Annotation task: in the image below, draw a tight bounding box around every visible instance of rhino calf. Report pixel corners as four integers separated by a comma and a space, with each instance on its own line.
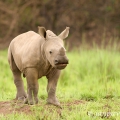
8, 27, 69, 106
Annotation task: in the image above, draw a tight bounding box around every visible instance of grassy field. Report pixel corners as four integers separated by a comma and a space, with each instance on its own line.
0, 46, 120, 120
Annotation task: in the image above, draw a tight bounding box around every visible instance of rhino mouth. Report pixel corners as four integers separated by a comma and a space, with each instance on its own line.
55, 63, 68, 70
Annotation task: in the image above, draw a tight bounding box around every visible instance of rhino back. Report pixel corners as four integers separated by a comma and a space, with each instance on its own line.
10, 31, 44, 72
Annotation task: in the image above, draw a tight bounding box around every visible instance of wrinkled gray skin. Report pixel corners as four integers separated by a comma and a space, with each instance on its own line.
8, 26, 69, 107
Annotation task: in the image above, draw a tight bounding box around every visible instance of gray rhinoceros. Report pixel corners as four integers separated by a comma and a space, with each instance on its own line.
8, 27, 69, 106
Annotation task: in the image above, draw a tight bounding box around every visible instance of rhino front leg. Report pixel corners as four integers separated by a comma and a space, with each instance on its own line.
46, 69, 61, 107
25, 68, 39, 105
13, 71, 27, 101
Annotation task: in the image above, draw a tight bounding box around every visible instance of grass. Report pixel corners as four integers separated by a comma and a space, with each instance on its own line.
0, 46, 120, 119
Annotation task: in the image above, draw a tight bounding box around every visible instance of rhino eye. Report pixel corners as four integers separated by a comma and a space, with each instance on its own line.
49, 51, 52, 54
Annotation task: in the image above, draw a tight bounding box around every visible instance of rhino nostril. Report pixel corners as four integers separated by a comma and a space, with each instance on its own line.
54, 59, 59, 65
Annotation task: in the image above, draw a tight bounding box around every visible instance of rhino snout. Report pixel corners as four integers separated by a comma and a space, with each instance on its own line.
54, 56, 69, 70
54, 57, 69, 65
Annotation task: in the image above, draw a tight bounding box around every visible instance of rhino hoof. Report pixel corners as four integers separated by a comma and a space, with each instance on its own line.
24, 98, 34, 105
47, 99, 62, 108
24, 98, 28, 104
18, 96, 26, 102
47, 102, 62, 109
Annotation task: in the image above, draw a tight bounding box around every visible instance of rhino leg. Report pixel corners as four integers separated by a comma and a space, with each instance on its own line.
12, 69, 27, 101
8, 49, 27, 101
25, 68, 39, 105
46, 69, 61, 107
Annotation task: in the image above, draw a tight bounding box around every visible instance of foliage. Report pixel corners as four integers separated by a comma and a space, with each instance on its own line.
0, 0, 120, 49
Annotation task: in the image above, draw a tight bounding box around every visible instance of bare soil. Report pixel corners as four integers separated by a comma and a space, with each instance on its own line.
0, 100, 85, 115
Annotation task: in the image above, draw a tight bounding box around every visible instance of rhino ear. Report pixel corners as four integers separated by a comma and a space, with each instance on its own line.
59, 27, 70, 39
38, 26, 46, 39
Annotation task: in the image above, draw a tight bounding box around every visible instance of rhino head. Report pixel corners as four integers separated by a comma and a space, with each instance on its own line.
38, 27, 69, 70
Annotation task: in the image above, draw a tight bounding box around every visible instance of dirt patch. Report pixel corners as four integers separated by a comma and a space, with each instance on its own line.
0, 100, 31, 115
0, 100, 85, 115
62, 100, 85, 107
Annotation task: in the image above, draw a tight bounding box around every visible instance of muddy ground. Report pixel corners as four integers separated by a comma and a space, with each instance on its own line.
0, 100, 85, 115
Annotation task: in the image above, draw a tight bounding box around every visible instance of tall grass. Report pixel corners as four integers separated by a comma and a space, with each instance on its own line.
0, 45, 120, 119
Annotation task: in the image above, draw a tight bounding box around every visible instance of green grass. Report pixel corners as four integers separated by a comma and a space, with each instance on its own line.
0, 47, 120, 120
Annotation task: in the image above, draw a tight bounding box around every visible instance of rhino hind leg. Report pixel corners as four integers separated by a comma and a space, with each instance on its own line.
12, 65, 27, 102
8, 51, 27, 102
25, 68, 39, 105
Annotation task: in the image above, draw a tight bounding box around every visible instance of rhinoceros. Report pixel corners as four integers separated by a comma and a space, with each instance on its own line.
8, 27, 69, 106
